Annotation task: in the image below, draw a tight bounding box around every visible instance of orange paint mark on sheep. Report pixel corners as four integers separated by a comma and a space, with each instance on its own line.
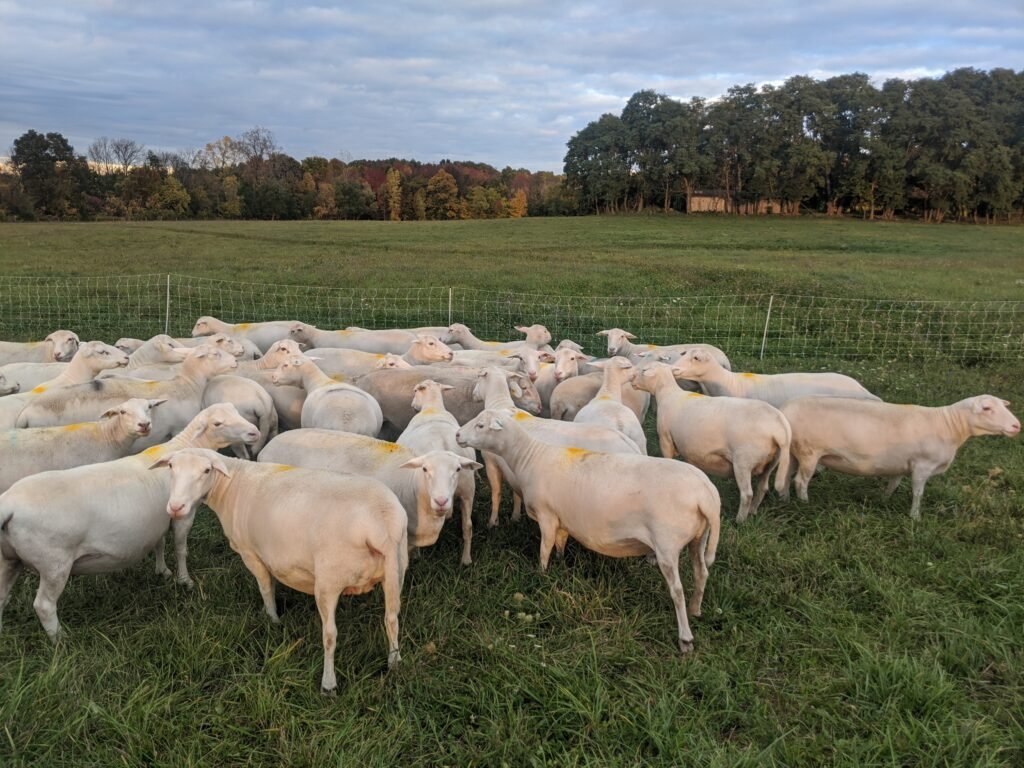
739, 372, 759, 380
31, 385, 48, 394
270, 464, 296, 473
142, 445, 165, 458
61, 423, 88, 432
513, 411, 533, 421
562, 447, 593, 462
235, 323, 252, 330
686, 392, 707, 398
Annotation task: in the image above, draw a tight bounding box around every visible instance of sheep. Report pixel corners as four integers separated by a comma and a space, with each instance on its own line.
670, 349, 879, 409
447, 346, 548, 381
455, 409, 721, 653
634, 362, 791, 522
271, 356, 383, 437
305, 348, 402, 379
0, 403, 261, 639
572, 357, 648, 454
398, 335, 456, 365
355, 367, 543, 434
15, 346, 238, 450
175, 333, 261, 361
375, 354, 415, 370
0, 362, 66, 393
231, 339, 308, 430
98, 334, 192, 379
0, 330, 79, 365
440, 323, 552, 351
472, 366, 643, 527
258, 430, 480, 553
202, 374, 279, 457
397, 380, 480, 565
114, 337, 145, 354
0, 341, 130, 429
191, 316, 298, 353
288, 322, 417, 354
779, 395, 1020, 519
151, 448, 408, 692
0, 398, 164, 494
549, 371, 650, 423
597, 328, 731, 369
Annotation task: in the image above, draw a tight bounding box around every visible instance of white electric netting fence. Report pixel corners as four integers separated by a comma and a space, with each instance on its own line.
0, 275, 1020, 364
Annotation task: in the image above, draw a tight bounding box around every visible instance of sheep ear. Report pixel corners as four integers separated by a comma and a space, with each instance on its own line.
538, 352, 556, 363
400, 456, 426, 470
575, 352, 593, 362
514, 325, 528, 333
459, 458, 483, 472
439, 384, 454, 392
623, 331, 637, 340
1001, 399, 1011, 406
508, 379, 524, 398
488, 416, 504, 431
210, 456, 231, 478
99, 408, 121, 419
596, 330, 610, 337
148, 398, 168, 409
148, 457, 172, 470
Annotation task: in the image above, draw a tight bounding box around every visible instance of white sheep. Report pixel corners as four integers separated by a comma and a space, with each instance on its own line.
202, 374, 279, 457
634, 362, 791, 521
472, 366, 642, 527
151, 448, 408, 692
549, 371, 650, 423
779, 394, 1020, 519
271, 355, 383, 437
191, 316, 298, 353
258, 430, 480, 552
0, 398, 164, 494
16, 345, 238, 449
113, 334, 245, 381
288, 322, 417, 354
0, 374, 16, 397
0, 330, 79, 365
670, 349, 880, 408
0, 341, 129, 429
440, 323, 552, 351
397, 380, 479, 565
0, 362, 66, 393
572, 357, 648, 454
456, 409, 721, 653
597, 328, 731, 368
0, 403, 261, 640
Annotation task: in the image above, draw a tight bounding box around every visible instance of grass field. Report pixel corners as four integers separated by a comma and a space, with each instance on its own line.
0, 217, 1022, 766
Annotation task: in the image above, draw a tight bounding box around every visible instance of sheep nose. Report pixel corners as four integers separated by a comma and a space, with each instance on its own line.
138, 422, 151, 432
554, 372, 564, 381
168, 502, 186, 517
433, 496, 450, 509
246, 429, 260, 442
445, 352, 454, 361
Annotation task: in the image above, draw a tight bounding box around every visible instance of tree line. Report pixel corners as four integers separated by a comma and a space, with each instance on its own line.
564, 67, 1024, 222
3, 67, 1021, 223
0, 127, 573, 222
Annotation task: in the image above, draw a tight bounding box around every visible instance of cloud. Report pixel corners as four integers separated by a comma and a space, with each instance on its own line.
0, 0, 1021, 170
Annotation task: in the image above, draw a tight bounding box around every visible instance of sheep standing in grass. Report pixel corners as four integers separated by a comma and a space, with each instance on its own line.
151, 448, 408, 692
779, 394, 1020, 519
634, 362, 791, 521
272, 355, 383, 436
0, 404, 261, 639
456, 409, 721, 653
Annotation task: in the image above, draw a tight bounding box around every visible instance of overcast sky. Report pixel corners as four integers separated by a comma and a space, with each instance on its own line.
1, 1, 1021, 172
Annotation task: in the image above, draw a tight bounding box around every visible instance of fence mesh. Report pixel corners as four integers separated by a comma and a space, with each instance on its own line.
0, 275, 1020, 364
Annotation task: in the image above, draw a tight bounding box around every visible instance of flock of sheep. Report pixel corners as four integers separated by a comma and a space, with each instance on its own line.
0, 317, 1018, 692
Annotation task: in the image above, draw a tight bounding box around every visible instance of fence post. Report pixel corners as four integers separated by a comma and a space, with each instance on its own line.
448, 287, 453, 325
164, 274, 171, 335
759, 294, 774, 360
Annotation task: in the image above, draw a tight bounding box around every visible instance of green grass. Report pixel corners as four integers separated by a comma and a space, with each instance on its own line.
0, 217, 1023, 766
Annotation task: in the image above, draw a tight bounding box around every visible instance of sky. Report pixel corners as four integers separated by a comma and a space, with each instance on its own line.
1, 1, 1022, 172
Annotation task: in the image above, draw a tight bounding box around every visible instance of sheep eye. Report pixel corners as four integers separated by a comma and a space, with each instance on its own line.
213, 421, 223, 427
422, 467, 428, 473
204, 468, 211, 474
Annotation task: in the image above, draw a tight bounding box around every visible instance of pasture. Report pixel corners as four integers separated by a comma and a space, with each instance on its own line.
0, 217, 1022, 766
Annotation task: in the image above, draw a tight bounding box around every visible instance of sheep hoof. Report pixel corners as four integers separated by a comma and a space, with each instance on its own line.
678, 639, 694, 654
176, 576, 195, 589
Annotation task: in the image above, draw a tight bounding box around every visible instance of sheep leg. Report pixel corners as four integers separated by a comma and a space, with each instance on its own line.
687, 538, 709, 617
33, 561, 73, 642
909, 464, 934, 521
536, 510, 559, 572
512, 493, 523, 522
654, 546, 693, 653
458, 480, 474, 567
554, 528, 569, 558
794, 455, 818, 502
315, 586, 341, 693
752, 468, 771, 516
733, 463, 755, 523
382, 546, 403, 670
152, 535, 172, 579
883, 476, 903, 499
171, 515, 197, 588
0, 559, 23, 633
238, 551, 279, 623
777, 453, 795, 502
484, 454, 503, 528
658, 431, 677, 460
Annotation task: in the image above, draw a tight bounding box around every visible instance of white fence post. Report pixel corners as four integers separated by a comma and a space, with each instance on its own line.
164, 274, 171, 335
448, 287, 453, 325
759, 294, 774, 359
